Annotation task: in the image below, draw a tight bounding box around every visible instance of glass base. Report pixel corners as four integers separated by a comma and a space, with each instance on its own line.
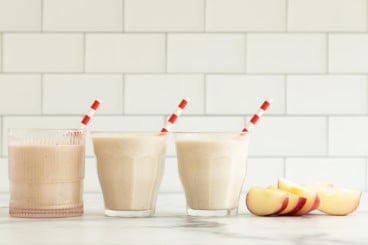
9, 205, 83, 218
187, 207, 238, 217
105, 209, 155, 217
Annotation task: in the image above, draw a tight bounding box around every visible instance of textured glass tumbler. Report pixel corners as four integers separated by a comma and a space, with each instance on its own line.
92, 132, 167, 217
8, 129, 85, 218
175, 133, 249, 217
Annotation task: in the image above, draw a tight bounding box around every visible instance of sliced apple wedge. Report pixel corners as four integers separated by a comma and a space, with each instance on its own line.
304, 183, 334, 189
267, 186, 307, 215
310, 186, 361, 216
278, 178, 320, 215
246, 186, 289, 216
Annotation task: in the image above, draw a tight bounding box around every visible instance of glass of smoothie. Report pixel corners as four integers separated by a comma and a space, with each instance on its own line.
8, 128, 86, 218
91, 132, 167, 217
175, 132, 249, 216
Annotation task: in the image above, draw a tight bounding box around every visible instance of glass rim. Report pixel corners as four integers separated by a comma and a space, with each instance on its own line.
90, 131, 166, 136
90, 131, 249, 134
8, 128, 85, 132
172, 131, 250, 135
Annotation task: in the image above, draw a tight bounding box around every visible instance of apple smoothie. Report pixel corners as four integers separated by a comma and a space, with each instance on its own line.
175, 133, 249, 216
8, 129, 85, 218
92, 132, 167, 217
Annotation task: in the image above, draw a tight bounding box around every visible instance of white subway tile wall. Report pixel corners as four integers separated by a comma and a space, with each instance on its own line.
43, 0, 123, 32
85, 34, 165, 72
43, 74, 123, 114
246, 34, 327, 73
329, 34, 368, 73
249, 117, 327, 156
0, 0, 41, 31
288, 0, 367, 32
287, 75, 367, 114
285, 158, 366, 190
124, 74, 204, 114
206, 75, 285, 114
0, 75, 42, 114
0, 0, 367, 193
3, 34, 84, 72
125, 0, 204, 32
167, 34, 245, 73
0, 159, 7, 192
206, 0, 286, 32
329, 117, 368, 156
243, 158, 284, 191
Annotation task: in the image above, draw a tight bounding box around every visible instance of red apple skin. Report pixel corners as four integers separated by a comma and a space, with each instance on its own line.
287, 197, 307, 216
310, 195, 320, 211
245, 190, 289, 216
275, 196, 307, 216
246, 196, 289, 216
275, 197, 289, 215
278, 178, 320, 215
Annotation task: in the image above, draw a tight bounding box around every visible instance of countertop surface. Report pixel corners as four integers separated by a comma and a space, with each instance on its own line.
1, 193, 368, 245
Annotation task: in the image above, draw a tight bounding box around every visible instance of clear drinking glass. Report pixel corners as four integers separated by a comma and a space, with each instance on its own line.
8, 129, 86, 218
91, 132, 167, 217
175, 132, 249, 217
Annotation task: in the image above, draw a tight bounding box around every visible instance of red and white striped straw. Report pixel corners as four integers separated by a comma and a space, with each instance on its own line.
80, 99, 101, 129
161, 98, 189, 133
242, 98, 272, 134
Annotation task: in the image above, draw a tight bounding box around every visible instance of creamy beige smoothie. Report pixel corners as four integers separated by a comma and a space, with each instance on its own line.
175, 133, 249, 216
8, 129, 85, 218
92, 132, 167, 217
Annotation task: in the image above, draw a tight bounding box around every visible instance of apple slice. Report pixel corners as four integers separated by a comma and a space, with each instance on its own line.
278, 178, 320, 215
267, 186, 307, 215
246, 186, 289, 216
311, 186, 361, 215
305, 183, 334, 189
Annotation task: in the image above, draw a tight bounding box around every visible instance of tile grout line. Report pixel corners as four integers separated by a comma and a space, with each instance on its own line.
4, 71, 368, 76
366, 75, 368, 115
2, 31, 368, 34
203, 74, 207, 114
365, 158, 368, 191
2, 114, 368, 117
2, 72, 368, 75
326, 116, 329, 156
41, 74, 44, 114
2, 112, 368, 119
283, 157, 287, 178
203, 0, 207, 31
162, 114, 167, 128
285, 0, 289, 31
0, 33, 3, 72
122, 74, 125, 114
0, 116, 3, 157
40, 0, 44, 32
326, 33, 329, 74
83, 33, 86, 73
284, 75, 288, 114
122, 0, 125, 32
244, 33, 247, 73
165, 33, 168, 73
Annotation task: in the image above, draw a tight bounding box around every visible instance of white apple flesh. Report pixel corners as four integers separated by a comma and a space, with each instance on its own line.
278, 178, 320, 215
246, 186, 289, 216
311, 186, 361, 216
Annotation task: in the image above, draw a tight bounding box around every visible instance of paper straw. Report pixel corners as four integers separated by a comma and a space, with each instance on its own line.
242, 98, 272, 134
161, 98, 189, 133
80, 99, 101, 129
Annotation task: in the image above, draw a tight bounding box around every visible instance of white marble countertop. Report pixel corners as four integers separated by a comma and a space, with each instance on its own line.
1, 193, 368, 245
